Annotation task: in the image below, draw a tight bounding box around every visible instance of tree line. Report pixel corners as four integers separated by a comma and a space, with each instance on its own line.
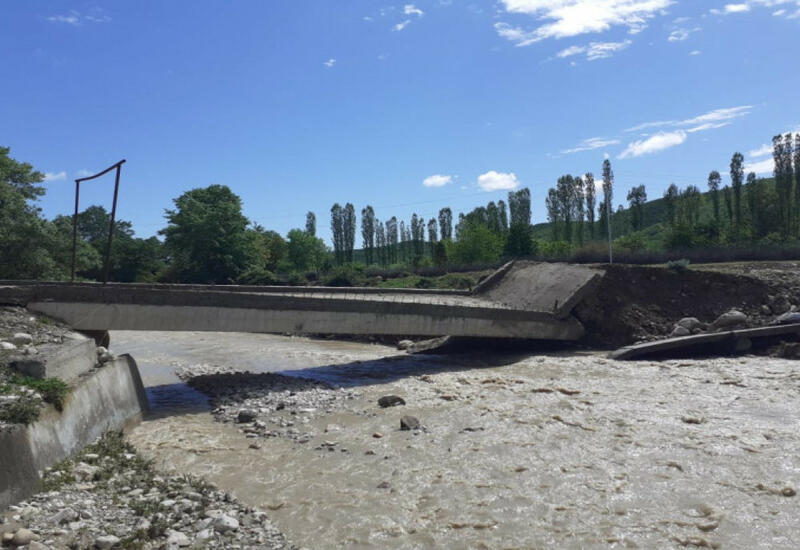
542, 133, 800, 254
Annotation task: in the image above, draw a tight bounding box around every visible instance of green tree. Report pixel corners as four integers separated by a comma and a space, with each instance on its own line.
305, 211, 316, 236
707, 170, 721, 224
626, 184, 647, 232
601, 160, 614, 246
508, 188, 531, 227
438, 208, 453, 241
546, 188, 560, 241
330, 203, 344, 264
584, 173, 596, 239
663, 183, 679, 227
160, 184, 254, 283
450, 222, 503, 264
497, 200, 509, 233
361, 205, 375, 264
287, 228, 328, 272
730, 152, 744, 240
0, 147, 63, 279
343, 203, 356, 263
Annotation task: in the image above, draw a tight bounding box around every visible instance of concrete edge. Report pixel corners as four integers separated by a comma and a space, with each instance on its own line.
553, 271, 606, 319
471, 261, 515, 296
609, 323, 800, 360
0, 355, 149, 509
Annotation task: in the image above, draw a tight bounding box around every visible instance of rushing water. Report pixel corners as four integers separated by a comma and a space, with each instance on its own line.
114, 331, 800, 549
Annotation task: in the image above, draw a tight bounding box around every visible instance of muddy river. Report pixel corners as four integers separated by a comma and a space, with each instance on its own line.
112, 331, 800, 549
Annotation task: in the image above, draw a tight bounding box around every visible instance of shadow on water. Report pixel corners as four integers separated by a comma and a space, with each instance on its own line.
143, 382, 210, 419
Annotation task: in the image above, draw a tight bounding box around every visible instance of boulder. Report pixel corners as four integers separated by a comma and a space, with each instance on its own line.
669, 326, 691, 338
676, 317, 706, 332
400, 415, 421, 430
11, 529, 36, 546
12, 333, 32, 346
0, 341, 16, 350
397, 340, 414, 351
212, 514, 239, 533
94, 535, 120, 549
378, 395, 406, 408
775, 312, 800, 325
710, 310, 748, 331
236, 409, 258, 423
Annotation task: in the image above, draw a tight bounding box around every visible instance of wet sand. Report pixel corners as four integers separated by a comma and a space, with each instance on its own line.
114, 331, 800, 549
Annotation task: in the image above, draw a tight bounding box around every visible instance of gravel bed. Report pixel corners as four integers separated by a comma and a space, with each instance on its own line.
179, 366, 362, 444
1, 432, 295, 549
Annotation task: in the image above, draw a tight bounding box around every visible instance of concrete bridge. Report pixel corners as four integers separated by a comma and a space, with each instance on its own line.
0, 263, 603, 342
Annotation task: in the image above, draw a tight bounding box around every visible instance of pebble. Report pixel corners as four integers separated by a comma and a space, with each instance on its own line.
94, 534, 121, 548
213, 514, 240, 533
165, 529, 191, 547
12, 332, 33, 346
11, 528, 36, 546
400, 415, 421, 430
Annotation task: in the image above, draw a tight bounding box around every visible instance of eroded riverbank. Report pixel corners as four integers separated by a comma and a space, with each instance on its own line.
115, 331, 800, 549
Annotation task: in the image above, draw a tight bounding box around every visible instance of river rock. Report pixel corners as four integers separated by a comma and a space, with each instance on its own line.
397, 340, 414, 351
710, 310, 747, 331
676, 317, 706, 332
12, 333, 32, 346
94, 534, 120, 548
11, 528, 35, 546
48, 507, 79, 524
0, 341, 16, 350
165, 529, 191, 547
775, 312, 800, 325
669, 326, 691, 338
378, 395, 406, 408
212, 514, 239, 533
236, 409, 258, 423
400, 415, 421, 430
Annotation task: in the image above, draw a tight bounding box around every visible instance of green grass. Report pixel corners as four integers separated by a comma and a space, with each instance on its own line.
0, 365, 70, 424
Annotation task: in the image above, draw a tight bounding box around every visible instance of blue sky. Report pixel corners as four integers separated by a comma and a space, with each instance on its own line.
3, 1, 799, 245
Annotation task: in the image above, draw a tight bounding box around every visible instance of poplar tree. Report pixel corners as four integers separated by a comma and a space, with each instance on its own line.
574, 176, 585, 246
730, 152, 744, 240
626, 185, 647, 232
707, 171, 721, 224
601, 159, 614, 261
427, 218, 438, 246
330, 203, 344, 264
386, 217, 398, 264
663, 184, 679, 227
795, 133, 800, 236
343, 203, 356, 263
556, 175, 575, 244
438, 208, 453, 241
508, 188, 531, 227
546, 188, 560, 241
584, 173, 596, 239
497, 200, 509, 233
486, 201, 502, 234
361, 205, 375, 264
745, 172, 757, 239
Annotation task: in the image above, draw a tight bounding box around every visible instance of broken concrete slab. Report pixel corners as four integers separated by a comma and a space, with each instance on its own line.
610, 323, 800, 361
10, 335, 96, 381
477, 262, 604, 319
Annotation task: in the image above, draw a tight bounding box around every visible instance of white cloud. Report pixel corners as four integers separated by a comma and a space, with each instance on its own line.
404, 4, 424, 16
323, 58, 336, 68
711, 0, 800, 18
557, 40, 632, 60
667, 26, 701, 42
689, 49, 701, 55
619, 131, 687, 158
495, 0, 674, 45
75, 169, 93, 178
562, 136, 621, 154
47, 9, 110, 25
625, 105, 752, 132
748, 143, 773, 157
744, 157, 774, 174
393, 20, 411, 31
477, 171, 520, 191
44, 171, 67, 182
422, 174, 453, 187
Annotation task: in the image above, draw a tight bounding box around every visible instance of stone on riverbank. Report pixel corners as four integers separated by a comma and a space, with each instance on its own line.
378, 395, 405, 408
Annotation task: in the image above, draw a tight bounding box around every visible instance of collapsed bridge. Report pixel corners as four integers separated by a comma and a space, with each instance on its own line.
0, 263, 603, 342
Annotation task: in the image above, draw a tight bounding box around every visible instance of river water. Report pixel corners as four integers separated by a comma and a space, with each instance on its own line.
113, 331, 800, 549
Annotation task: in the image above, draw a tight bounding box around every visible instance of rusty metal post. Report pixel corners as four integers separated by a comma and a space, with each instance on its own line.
70, 159, 126, 284
103, 164, 122, 284
71, 180, 80, 282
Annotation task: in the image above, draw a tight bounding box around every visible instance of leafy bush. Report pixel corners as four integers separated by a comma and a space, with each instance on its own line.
237, 266, 278, 285
667, 258, 690, 272
323, 264, 366, 287
414, 277, 434, 289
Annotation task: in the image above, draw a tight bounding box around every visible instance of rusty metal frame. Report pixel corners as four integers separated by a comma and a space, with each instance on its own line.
71, 159, 126, 284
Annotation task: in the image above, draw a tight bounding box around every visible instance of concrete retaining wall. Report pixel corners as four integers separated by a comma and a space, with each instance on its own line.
0, 355, 148, 509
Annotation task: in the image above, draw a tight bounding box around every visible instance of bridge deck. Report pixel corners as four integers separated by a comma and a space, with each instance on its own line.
0, 263, 604, 341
